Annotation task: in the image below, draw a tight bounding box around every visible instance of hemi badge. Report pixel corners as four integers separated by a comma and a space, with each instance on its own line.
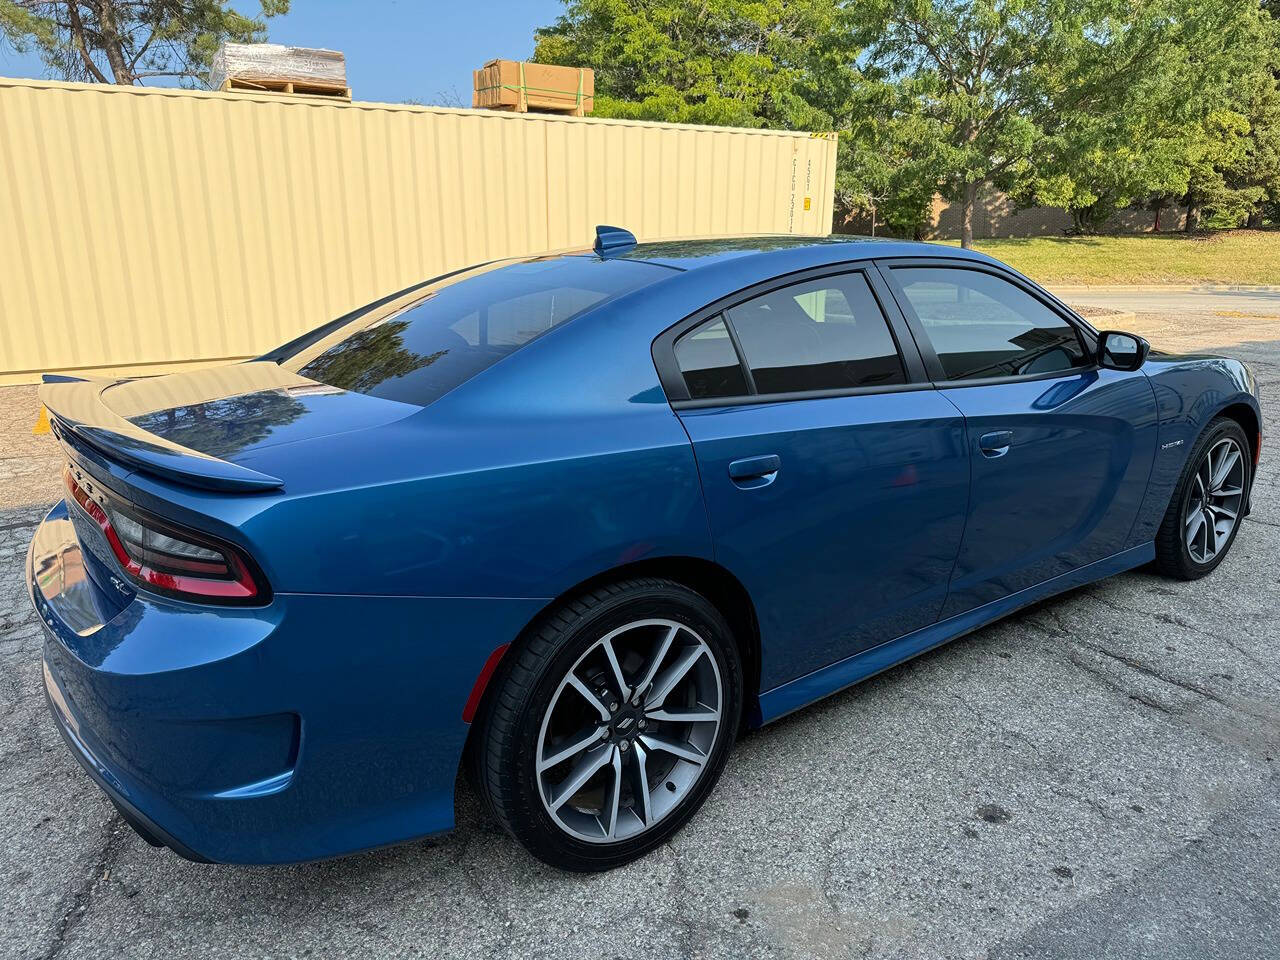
1161, 439, 1184, 450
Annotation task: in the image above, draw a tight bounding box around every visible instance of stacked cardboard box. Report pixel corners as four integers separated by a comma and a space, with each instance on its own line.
472, 60, 594, 116
211, 43, 350, 99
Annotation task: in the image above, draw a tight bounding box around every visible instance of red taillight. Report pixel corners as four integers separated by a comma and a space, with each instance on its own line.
64, 468, 265, 603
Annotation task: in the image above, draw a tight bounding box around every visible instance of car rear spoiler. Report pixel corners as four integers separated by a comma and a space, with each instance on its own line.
39, 378, 284, 494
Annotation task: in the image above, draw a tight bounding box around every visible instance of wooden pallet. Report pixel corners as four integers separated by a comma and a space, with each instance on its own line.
219, 78, 351, 99
481, 100, 589, 118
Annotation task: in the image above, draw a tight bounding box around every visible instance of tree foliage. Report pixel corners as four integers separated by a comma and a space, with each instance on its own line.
1190, 7, 1280, 227
855, 0, 1273, 244
1019, 0, 1278, 233
856, 0, 1078, 245
0, 0, 288, 86
836, 86, 948, 236
532, 0, 850, 129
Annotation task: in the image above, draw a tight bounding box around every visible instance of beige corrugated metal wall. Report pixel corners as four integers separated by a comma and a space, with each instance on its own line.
0, 77, 837, 384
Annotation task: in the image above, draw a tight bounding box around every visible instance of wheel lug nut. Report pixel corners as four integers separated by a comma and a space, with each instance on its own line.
609, 702, 619, 713
638, 719, 647, 729
619, 740, 630, 752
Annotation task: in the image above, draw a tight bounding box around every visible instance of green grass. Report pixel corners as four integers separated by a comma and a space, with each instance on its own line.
934, 230, 1280, 286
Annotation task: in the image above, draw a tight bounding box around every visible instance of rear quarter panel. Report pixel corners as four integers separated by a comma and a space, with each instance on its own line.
221, 283, 715, 600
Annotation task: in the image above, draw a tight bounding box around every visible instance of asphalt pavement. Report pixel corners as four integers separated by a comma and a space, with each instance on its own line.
1, 297, 1278, 960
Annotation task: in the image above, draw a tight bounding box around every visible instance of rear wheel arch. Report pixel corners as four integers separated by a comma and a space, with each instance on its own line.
461, 556, 763, 774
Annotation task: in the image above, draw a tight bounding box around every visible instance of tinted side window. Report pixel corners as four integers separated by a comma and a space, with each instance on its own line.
725, 273, 905, 394
891, 267, 1086, 381
675, 317, 749, 399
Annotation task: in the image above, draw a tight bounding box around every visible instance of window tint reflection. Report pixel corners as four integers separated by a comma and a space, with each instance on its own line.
893, 268, 1086, 381
129, 390, 307, 460
675, 318, 748, 399
284, 258, 666, 406
727, 272, 905, 394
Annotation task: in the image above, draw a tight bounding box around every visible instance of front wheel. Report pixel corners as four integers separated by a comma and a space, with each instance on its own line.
473, 578, 743, 871
1155, 416, 1252, 580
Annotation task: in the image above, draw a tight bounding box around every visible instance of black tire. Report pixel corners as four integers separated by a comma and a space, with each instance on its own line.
1154, 416, 1252, 580
472, 577, 742, 871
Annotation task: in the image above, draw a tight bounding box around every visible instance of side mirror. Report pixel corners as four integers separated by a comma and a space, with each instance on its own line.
1097, 331, 1150, 371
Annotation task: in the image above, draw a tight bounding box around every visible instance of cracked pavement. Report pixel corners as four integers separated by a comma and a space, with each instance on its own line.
1, 306, 1278, 960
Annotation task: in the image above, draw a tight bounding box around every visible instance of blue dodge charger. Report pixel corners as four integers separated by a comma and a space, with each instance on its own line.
28, 230, 1262, 871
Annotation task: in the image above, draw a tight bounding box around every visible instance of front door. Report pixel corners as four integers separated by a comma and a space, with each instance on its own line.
661, 268, 970, 689
880, 261, 1159, 618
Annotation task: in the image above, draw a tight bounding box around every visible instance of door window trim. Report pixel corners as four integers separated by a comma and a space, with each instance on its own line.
873, 258, 1101, 388
652, 263, 930, 408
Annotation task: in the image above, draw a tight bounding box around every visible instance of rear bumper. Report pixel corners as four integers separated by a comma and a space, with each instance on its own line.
43, 665, 212, 862
30, 500, 546, 864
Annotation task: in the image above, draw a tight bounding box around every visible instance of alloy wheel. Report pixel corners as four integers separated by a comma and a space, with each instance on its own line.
1184, 437, 1245, 564
534, 618, 723, 844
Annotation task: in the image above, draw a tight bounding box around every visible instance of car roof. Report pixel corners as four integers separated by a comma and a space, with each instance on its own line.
577, 234, 999, 272
616, 235, 886, 269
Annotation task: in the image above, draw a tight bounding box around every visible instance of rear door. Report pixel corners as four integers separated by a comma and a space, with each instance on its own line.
654, 267, 970, 690
878, 260, 1159, 618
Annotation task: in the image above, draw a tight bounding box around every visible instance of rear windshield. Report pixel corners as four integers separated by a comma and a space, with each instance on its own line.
281, 256, 666, 406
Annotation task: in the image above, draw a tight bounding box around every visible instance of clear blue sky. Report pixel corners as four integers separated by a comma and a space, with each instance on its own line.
0, 0, 564, 105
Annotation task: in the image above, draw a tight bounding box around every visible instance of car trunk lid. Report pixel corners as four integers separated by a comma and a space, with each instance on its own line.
40, 362, 420, 493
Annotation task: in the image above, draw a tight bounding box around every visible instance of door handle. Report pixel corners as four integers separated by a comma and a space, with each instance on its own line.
979, 430, 1014, 458
728, 454, 781, 488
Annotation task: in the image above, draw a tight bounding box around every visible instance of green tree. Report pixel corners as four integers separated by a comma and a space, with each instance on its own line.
0, 0, 288, 86
1012, 0, 1278, 233
1184, 109, 1262, 228
1237, 76, 1280, 227
1167, 1, 1280, 229
1202, 9, 1280, 228
838, 90, 950, 236
532, 0, 850, 129
1014, 104, 1193, 234
803, 18, 948, 237
856, 0, 1211, 247
1256, 0, 1280, 224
